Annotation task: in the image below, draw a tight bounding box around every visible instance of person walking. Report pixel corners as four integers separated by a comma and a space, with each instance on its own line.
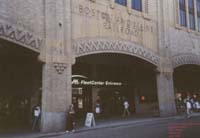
66, 104, 75, 133
95, 101, 101, 119
122, 99, 130, 117
185, 96, 192, 118
32, 104, 41, 131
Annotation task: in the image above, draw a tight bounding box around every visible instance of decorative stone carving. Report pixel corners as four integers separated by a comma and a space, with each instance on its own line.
0, 21, 42, 53
163, 72, 173, 80
73, 38, 160, 66
172, 54, 200, 68
53, 63, 67, 74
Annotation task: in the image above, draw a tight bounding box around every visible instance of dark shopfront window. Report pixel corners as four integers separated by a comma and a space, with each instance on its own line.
189, 0, 195, 30
72, 87, 92, 117
0, 96, 30, 130
179, 0, 187, 27
115, 0, 127, 6
132, 0, 142, 11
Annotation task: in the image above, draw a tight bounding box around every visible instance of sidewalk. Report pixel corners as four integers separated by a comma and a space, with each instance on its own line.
1, 113, 200, 138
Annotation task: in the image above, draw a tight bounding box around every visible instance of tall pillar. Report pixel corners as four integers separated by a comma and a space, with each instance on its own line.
134, 89, 140, 113
156, 0, 177, 117
91, 64, 99, 110
41, 63, 71, 132
39, 0, 73, 132
156, 71, 176, 117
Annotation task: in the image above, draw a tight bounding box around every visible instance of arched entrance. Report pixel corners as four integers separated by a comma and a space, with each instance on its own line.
72, 39, 162, 119
173, 54, 200, 114
0, 39, 42, 133
72, 52, 159, 119
174, 65, 200, 112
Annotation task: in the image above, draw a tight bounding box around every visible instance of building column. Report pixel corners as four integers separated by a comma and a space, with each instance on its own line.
41, 62, 72, 132
134, 89, 140, 113
156, 71, 176, 117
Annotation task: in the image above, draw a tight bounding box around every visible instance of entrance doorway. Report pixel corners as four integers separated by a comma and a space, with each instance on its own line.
72, 53, 158, 119
0, 40, 42, 132
174, 65, 200, 113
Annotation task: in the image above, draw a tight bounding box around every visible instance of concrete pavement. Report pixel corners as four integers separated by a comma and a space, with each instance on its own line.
1, 113, 200, 138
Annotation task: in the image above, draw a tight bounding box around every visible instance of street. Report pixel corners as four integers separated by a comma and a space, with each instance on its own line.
49, 116, 200, 138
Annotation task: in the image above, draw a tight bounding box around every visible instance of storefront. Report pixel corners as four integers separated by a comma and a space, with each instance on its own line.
71, 73, 133, 117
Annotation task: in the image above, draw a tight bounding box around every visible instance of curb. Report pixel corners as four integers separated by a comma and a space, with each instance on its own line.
1, 113, 200, 138
36, 116, 182, 138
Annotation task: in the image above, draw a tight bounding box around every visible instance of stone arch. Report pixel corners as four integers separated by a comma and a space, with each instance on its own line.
73, 38, 160, 66
0, 21, 43, 53
172, 53, 200, 68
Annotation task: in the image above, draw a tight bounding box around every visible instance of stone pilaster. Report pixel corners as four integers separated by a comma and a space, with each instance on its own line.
41, 62, 71, 132
157, 0, 177, 116
156, 71, 176, 116
40, 0, 73, 132
127, 0, 132, 14
134, 89, 140, 113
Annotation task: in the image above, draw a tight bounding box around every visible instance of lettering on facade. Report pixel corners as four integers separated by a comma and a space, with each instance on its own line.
0, 20, 42, 52
78, 4, 154, 38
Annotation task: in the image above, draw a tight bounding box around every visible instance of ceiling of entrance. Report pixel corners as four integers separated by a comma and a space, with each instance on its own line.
0, 39, 38, 62
76, 53, 156, 70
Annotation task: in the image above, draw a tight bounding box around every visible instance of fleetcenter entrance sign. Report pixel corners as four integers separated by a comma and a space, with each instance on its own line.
72, 75, 122, 86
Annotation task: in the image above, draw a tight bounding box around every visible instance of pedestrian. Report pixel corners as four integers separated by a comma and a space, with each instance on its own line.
185, 96, 192, 118
122, 99, 130, 117
32, 104, 41, 131
66, 104, 75, 133
95, 101, 101, 118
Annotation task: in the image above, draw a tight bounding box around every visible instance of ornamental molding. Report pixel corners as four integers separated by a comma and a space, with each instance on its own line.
73, 38, 159, 66
0, 20, 42, 53
53, 62, 67, 75
172, 54, 200, 68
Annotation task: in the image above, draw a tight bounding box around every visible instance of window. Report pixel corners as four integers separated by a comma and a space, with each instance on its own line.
179, 0, 187, 27
115, 0, 127, 6
197, 0, 200, 31
132, 0, 142, 11
189, 0, 195, 30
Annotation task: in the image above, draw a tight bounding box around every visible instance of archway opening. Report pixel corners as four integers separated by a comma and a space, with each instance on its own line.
72, 53, 158, 120
174, 64, 200, 113
0, 39, 42, 133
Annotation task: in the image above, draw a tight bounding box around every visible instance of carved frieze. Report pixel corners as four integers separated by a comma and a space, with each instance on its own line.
73, 38, 159, 66
172, 54, 200, 68
0, 20, 42, 53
